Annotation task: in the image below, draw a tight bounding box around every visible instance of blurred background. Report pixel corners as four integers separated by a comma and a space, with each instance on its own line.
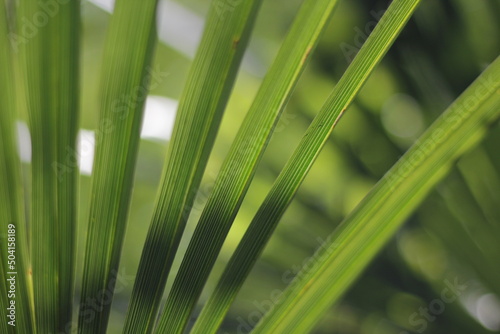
18, 0, 500, 332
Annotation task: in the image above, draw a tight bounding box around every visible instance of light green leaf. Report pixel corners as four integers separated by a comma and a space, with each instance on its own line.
253, 55, 500, 333
159, 1, 342, 333
0, 4, 34, 333
193, 0, 423, 332
16, 0, 80, 332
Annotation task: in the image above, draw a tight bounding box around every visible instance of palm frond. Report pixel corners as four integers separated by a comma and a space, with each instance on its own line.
253, 55, 500, 333
123, 1, 263, 332
155, 0, 341, 332
192, 0, 423, 332
78, 0, 159, 332
16, 0, 79, 331
0, 3, 34, 333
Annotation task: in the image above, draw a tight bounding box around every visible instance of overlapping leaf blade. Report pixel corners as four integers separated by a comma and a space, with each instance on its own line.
16, 0, 80, 332
253, 55, 500, 333
78, 0, 159, 332
2, 0, 498, 333
123, 1, 264, 332
192, 0, 423, 332
155, 1, 342, 333
0, 3, 34, 333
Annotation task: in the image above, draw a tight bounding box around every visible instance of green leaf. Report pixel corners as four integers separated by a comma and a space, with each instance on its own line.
192, 0, 422, 332
157, 0, 341, 333
122, 1, 263, 333
77, 0, 159, 332
253, 55, 500, 333
0, 4, 34, 333
16, 0, 80, 332
427, 173, 500, 297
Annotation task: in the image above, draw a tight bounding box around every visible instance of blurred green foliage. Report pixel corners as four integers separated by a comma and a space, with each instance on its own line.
59, 0, 500, 332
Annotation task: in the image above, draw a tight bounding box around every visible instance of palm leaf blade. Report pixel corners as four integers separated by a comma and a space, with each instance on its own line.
78, 0, 159, 332
193, 0, 423, 332
158, 1, 342, 333
16, 0, 80, 331
253, 55, 500, 333
0, 4, 34, 332
123, 1, 263, 332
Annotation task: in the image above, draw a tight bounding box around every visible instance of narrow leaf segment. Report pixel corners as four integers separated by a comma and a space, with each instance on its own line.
78, 0, 159, 332
16, 0, 80, 332
0, 3, 34, 333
